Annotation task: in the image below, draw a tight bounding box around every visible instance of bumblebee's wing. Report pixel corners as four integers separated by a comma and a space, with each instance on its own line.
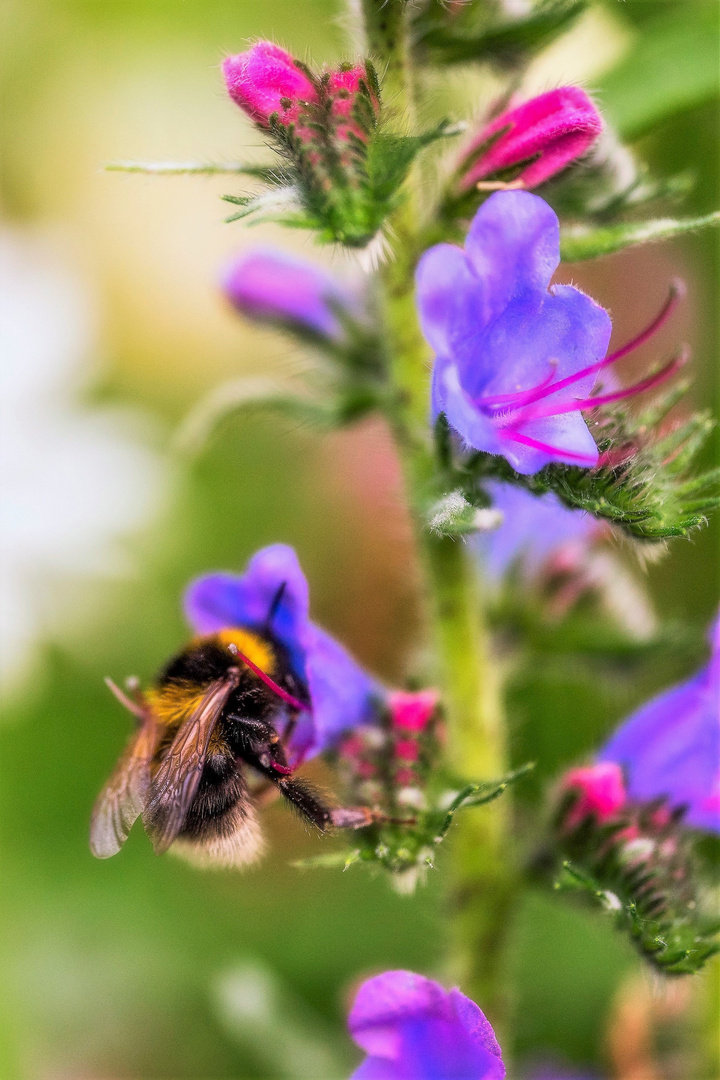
143, 671, 239, 855
90, 714, 158, 859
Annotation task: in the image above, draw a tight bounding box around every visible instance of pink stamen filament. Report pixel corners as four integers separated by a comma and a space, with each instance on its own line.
232, 647, 310, 712
480, 281, 684, 417
510, 350, 687, 425
500, 428, 598, 463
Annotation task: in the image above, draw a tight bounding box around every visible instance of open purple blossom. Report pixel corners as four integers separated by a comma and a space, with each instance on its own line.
473, 481, 601, 582
416, 191, 685, 475
599, 611, 720, 833
222, 247, 358, 342
348, 970, 505, 1080
184, 544, 381, 761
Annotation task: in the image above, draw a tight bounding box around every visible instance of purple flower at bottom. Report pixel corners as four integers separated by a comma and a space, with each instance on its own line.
474, 482, 600, 582
599, 611, 720, 833
348, 971, 505, 1080
416, 191, 684, 476
184, 544, 381, 760
222, 247, 357, 342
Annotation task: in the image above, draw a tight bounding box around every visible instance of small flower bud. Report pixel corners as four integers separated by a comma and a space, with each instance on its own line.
222, 247, 357, 341
389, 689, 440, 733
222, 41, 318, 128
459, 87, 603, 191
326, 65, 379, 142
562, 762, 627, 828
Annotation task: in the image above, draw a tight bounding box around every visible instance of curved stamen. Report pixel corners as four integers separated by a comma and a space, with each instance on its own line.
500, 428, 598, 464
480, 363, 557, 410
232, 646, 310, 712
480, 281, 684, 415
512, 350, 687, 424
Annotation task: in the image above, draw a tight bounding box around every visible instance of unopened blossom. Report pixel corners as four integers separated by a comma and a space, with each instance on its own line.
417, 190, 684, 475
474, 482, 599, 582
459, 87, 602, 191
599, 611, 720, 833
348, 970, 505, 1079
185, 544, 381, 760
222, 42, 318, 128
222, 247, 358, 341
561, 762, 627, 830
389, 689, 440, 732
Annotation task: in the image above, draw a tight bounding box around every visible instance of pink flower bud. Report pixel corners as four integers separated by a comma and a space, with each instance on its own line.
326, 66, 379, 142
222, 41, 318, 128
460, 87, 603, 191
390, 690, 440, 733
562, 762, 627, 828
395, 739, 420, 762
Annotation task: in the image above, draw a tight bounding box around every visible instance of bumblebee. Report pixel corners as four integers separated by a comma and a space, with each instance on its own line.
90, 626, 338, 868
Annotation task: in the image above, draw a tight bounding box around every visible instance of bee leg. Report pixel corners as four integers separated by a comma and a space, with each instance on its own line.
276, 776, 332, 831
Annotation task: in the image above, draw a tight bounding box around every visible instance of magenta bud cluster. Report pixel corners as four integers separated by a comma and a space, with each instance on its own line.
222, 42, 378, 146
338, 690, 440, 810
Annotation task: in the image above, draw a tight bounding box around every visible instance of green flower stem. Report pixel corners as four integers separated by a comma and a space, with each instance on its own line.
363, 0, 514, 1025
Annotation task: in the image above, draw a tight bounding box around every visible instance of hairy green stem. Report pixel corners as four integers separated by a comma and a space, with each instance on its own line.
363, 0, 514, 1025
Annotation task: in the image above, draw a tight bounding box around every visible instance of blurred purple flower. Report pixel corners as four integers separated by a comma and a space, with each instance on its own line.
599, 611, 720, 833
474, 482, 600, 582
416, 191, 684, 475
459, 87, 603, 191
185, 544, 381, 761
348, 970, 505, 1080
222, 247, 357, 342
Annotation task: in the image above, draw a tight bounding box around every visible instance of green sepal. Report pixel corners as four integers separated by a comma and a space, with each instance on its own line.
556, 860, 720, 976
442, 392, 720, 540
291, 850, 363, 871
364, 120, 462, 208
561, 210, 720, 261
416, 0, 586, 67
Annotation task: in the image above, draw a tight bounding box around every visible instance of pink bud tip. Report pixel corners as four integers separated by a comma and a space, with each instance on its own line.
461, 87, 603, 191
394, 739, 420, 762
563, 762, 627, 827
222, 41, 318, 127
390, 689, 440, 732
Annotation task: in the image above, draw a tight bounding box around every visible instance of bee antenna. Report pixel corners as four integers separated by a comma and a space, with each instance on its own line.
104, 677, 146, 720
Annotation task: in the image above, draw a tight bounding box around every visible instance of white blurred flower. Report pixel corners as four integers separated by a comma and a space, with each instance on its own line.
0, 230, 165, 688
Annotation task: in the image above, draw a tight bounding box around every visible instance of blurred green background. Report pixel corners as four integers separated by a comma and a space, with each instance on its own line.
1, 1, 718, 1077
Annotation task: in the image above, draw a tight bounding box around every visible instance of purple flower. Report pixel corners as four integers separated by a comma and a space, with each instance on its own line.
416, 191, 684, 475
222, 247, 357, 342
184, 544, 381, 760
474, 482, 600, 581
348, 970, 505, 1080
599, 612, 720, 833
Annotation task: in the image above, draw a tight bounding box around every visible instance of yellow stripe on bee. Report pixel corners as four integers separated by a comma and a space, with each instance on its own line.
145, 683, 207, 730
213, 628, 276, 676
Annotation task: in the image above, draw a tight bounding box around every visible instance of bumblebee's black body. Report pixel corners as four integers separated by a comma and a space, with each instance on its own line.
152, 633, 331, 850
90, 626, 332, 866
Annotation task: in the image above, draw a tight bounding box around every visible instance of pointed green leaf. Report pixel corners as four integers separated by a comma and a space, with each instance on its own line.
106, 160, 277, 178
561, 211, 720, 261
417, 0, 586, 67
433, 763, 534, 842
172, 378, 335, 457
